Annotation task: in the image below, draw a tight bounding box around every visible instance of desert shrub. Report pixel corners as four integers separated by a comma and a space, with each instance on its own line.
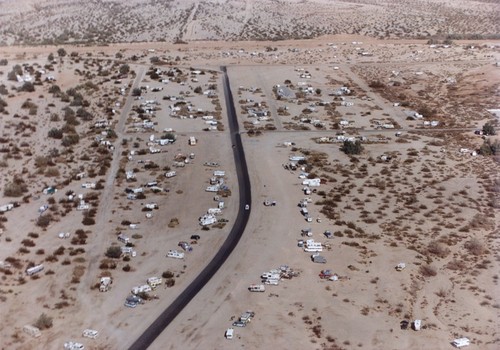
447, 260, 466, 271
76, 107, 92, 121
369, 80, 385, 89
465, 238, 486, 256
165, 278, 175, 287
34, 313, 53, 329
48, 85, 61, 94
36, 214, 52, 228
45, 167, 60, 177
82, 216, 95, 226
162, 270, 174, 279
54, 246, 65, 255
419, 265, 437, 277
21, 239, 36, 247
19, 82, 35, 92
122, 264, 131, 272
426, 241, 450, 258
62, 134, 80, 147
105, 246, 122, 259
48, 128, 63, 139
54, 301, 69, 309
3, 178, 28, 197
18, 247, 30, 254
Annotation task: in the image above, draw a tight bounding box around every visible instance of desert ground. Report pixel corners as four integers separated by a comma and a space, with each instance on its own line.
0, 1, 499, 350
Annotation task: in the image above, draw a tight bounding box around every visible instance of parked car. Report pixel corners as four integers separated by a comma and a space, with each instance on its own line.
178, 241, 193, 252
324, 230, 333, 239
232, 321, 246, 327
190, 235, 201, 240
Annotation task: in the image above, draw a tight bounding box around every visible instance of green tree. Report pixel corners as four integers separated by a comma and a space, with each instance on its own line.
479, 140, 500, 156
7, 64, 22, 81
119, 64, 130, 75
57, 48, 67, 57
482, 122, 496, 136
105, 246, 122, 259
341, 140, 363, 155
34, 313, 53, 329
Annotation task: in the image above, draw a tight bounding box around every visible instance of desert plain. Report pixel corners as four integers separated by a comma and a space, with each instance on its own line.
0, 1, 499, 350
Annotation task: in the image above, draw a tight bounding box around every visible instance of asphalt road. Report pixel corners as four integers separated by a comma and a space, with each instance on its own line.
128, 66, 251, 350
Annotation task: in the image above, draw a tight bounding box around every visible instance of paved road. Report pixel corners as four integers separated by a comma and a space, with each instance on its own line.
128, 66, 252, 350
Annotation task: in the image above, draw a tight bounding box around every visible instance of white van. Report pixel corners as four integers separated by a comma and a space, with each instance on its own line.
225, 328, 234, 339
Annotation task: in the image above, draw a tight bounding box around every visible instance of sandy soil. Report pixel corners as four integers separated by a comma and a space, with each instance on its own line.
0, 34, 499, 350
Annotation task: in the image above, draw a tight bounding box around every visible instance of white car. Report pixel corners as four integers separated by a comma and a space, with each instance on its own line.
245, 204, 250, 210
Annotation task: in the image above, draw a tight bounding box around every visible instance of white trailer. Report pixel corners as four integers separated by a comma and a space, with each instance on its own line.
64, 341, 84, 350
207, 208, 222, 215
261, 272, 280, 280
304, 240, 323, 252
452, 338, 470, 348
225, 328, 234, 339
131, 284, 152, 295
264, 279, 280, 285
188, 136, 197, 145
23, 325, 41, 338
147, 277, 163, 288
167, 250, 185, 259
82, 329, 99, 339
248, 284, 265, 292
302, 178, 321, 187
117, 233, 130, 244
199, 214, 217, 226
165, 171, 176, 178
99, 277, 112, 292
26, 264, 44, 276
0, 203, 14, 212
213, 170, 225, 177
